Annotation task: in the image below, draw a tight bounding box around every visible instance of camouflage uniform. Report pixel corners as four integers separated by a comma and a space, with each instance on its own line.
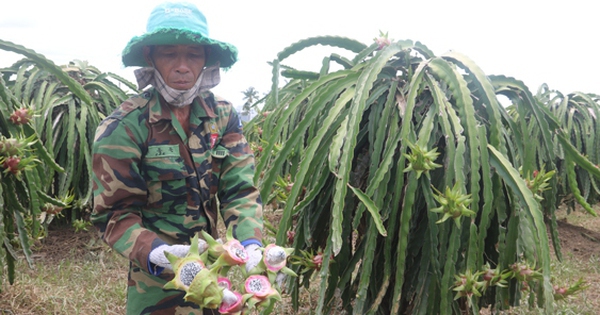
91, 88, 263, 315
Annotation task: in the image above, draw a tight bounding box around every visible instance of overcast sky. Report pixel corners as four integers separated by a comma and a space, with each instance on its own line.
1, 0, 598, 109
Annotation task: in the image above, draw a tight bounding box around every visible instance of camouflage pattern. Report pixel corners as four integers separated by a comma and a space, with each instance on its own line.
91, 88, 263, 314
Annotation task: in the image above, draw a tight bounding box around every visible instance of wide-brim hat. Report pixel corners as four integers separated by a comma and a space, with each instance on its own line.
121, 1, 238, 68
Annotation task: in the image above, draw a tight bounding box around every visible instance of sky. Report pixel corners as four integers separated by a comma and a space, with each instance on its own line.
1, 0, 598, 110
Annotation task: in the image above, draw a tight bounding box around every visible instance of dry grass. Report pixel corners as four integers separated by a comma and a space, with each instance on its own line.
1, 205, 600, 314
0, 229, 128, 314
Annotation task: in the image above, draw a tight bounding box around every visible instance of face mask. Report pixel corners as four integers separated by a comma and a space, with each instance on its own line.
152, 69, 202, 107
134, 64, 221, 107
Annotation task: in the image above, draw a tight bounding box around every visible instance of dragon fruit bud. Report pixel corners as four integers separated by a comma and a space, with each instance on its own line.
0, 137, 21, 156
42, 203, 64, 215
2, 156, 22, 175
9, 108, 33, 125
163, 234, 207, 291
219, 289, 244, 314
373, 31, 391, 50
286, 230, 295, 244
184, 266, 223, 309
313, 253, 324, 270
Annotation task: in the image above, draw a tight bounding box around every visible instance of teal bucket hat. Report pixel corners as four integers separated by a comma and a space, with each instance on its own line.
121, 1, 238, 68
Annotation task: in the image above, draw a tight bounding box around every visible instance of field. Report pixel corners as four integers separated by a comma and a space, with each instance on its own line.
1, 205, 600, 314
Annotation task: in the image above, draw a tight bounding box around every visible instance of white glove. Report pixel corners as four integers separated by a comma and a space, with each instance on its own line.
149, 239, 208, 270
245, 244, 262, 273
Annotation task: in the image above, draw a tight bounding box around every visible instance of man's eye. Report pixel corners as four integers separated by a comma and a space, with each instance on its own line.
159, 52, 176, 58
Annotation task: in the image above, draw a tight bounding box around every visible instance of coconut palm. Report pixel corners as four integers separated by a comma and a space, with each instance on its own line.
241, 86, 260, 118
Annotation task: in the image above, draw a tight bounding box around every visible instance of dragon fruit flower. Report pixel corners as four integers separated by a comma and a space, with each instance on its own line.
163, 234, 207, 292
219, 289, 244, 314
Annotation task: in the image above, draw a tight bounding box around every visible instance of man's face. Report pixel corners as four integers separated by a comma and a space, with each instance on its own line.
144, 45, 206, 90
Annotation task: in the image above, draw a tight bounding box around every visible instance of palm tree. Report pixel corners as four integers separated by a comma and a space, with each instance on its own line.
241, 86, 260, 119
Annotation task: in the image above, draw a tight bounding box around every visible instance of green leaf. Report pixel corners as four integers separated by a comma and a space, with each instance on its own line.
347, 184, 386, 236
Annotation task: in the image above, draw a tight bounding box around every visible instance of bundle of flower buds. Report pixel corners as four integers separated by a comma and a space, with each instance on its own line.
163, 226, 296, 314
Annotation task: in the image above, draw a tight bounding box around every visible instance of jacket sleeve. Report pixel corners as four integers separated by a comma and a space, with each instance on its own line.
217, 105, 264, 245
90, 115, 167, 273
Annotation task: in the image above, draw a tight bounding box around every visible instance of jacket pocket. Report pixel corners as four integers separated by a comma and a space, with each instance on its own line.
143, 145, 190, 206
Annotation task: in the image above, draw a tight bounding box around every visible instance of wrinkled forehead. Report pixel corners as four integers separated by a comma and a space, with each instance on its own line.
152, 44, 206, 52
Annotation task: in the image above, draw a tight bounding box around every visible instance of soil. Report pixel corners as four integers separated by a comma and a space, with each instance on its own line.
553, 218, 600, 260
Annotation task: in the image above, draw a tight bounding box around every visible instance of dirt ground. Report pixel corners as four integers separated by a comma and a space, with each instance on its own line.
553, 217, 600, 260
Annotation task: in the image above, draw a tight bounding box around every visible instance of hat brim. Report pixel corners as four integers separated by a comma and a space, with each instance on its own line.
121, 28, 238, 68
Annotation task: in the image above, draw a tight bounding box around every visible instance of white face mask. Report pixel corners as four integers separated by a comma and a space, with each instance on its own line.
152, 68, 203, 107
134, 64, 221, 107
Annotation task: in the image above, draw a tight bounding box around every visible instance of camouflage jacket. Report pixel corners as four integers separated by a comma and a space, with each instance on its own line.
91, 88, 263, 275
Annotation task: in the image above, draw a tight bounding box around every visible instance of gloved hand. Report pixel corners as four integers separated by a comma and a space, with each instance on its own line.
149, 239, 208, 271
244, 244, 262, 273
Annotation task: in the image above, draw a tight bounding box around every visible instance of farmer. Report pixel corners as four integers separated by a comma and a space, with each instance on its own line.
90, 2, 264, 314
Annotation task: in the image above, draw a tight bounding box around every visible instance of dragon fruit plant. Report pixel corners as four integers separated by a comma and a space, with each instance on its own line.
163, 228, 296, 314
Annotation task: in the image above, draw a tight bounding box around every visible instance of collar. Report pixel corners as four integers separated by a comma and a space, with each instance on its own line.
147, 89, 217, 125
